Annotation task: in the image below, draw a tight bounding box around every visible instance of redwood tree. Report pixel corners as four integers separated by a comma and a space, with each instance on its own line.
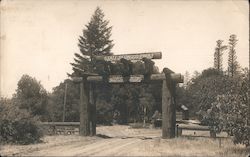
70, 7, 114, 76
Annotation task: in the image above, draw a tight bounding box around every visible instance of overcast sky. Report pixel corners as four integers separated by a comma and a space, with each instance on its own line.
0, 0, 249, 97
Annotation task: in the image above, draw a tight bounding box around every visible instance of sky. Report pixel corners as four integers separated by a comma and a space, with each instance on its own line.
0, 0, 249, 97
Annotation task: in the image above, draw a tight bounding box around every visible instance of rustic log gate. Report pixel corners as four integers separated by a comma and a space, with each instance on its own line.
72, 52, 183, 139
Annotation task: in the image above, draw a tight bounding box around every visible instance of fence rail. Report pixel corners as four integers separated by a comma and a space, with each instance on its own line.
41, 122, 80, 126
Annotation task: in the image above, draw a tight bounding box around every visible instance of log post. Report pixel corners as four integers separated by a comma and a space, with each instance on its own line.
79, 80, 90, 136
89, 83, 96, 136
172, 83, 177, 137
162, 69, 176, 139
162, 79, 174, 138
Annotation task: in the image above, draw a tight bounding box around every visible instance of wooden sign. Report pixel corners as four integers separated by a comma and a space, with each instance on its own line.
129, 75, 144, 82
109, 75, 124, 83
108, 75, 144, 83
94, 52, 162, 62
71, 77, 83, 83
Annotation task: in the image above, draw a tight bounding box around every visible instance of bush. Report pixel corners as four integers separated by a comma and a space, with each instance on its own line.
206, 94, 250, 147
0, 119, 43, 144
190, 69, 250, 147
0, 98, 43, 144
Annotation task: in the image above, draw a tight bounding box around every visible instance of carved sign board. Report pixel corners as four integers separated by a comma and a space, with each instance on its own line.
129, 75, 144, 82
109, 75, 144, 83
94, 52, 162, 62
109, 76, 124, 83
71, 77, 83, 83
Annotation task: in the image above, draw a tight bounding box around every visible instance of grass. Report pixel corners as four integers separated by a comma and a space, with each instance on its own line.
157, 137, 250, 157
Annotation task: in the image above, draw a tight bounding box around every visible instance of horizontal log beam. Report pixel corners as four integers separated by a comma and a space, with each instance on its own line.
146, 73, 183, 83
150, 74, 166, 80
94, 52, 162, 62
87, 73, 183, 83
87, 75, 145, 83
73, 67, 98, 76
171, 73, 184, 83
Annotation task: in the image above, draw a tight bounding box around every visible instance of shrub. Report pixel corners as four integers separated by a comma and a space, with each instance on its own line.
198, 70, 250, 147
206, 94, 250, 147
0, 119, 43, 144
0, 98, 43, 144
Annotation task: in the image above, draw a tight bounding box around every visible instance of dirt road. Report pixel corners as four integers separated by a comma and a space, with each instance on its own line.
0, 125, 248, 156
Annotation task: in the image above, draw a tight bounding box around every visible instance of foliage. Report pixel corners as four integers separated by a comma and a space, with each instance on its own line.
109, 82, 161, 124
176, 85, 193, 114
0, 98, 43, 144
180, 66, 250, 146
107, 59, 160, 124
14, 74, 48, 120
179, 68, 225, 118
110, 85, 130, 124
199, 68, 222, 78
205, 71, 250, 146
214, 40, 227, 72
95, 83, 113, 124
47, 79, 80, 122
228, 34, 240, 77
70, 7, 114, 76
207, 94, 249, 146
139, 86, 157, 122
183, 71, 191, 88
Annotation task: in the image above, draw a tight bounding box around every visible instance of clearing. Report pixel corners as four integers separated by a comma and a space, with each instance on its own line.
0, 125, 249, 156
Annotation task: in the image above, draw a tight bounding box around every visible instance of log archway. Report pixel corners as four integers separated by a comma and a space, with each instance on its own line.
72, 52, 183, 139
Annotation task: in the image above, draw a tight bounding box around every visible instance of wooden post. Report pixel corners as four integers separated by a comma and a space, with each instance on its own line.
162, 79, 175, 138
172, 83, 177, 137
79, 81, 90, 136
219, 138, 222, 148
89, 83, 96, 136
162, 68, 176, 139
62, 83, 67, 122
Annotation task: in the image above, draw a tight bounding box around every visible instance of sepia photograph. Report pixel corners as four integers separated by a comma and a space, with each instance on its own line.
0, 0, 249, 156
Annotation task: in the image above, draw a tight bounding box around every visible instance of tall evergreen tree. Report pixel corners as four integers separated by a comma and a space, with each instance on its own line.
214, 40, 227, 72
70, 7, 114, 76
227, 34, 239, 77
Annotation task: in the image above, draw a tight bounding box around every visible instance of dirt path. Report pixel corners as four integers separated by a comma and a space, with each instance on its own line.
1, 125, 249, 156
